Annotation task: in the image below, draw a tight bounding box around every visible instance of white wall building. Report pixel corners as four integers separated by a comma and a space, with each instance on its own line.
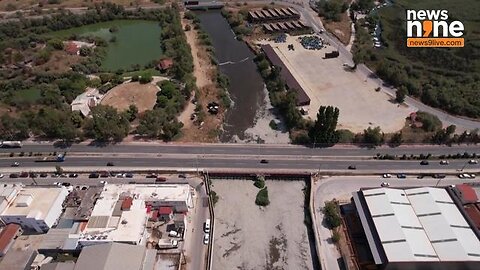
0, 186, 68, 233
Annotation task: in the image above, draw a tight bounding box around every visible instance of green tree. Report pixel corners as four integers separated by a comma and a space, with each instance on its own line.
363, 126, 383, 146
255, 187, 270, 206
323, 201, 341, 229
390, 132, 403, 146
83, 105, 129, 141
126, 104, 138, 122
47, 39, 64, 50
396, 86, 407, 103
309, 106, 340, 146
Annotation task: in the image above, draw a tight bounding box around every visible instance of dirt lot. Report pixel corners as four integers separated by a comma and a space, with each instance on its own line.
259, 35, 412, 133
101, 81, 159, 113
33, 50, 81, 73
321, 8, 353, 45
212, 180, 314, 270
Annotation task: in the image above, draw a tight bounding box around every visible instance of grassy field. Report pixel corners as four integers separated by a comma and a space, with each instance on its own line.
355, 0, 480, 119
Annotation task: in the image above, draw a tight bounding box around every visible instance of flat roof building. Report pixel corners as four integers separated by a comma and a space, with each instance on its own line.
1, 186, 68, 233
353, 187, 480, 270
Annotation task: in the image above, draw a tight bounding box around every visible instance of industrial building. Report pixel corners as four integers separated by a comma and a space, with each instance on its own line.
248, 7, 300, 23
0, 185, 69, 233
351, 187, 480, 270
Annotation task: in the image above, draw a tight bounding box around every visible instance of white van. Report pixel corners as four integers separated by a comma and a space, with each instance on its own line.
204, 219, 211, 233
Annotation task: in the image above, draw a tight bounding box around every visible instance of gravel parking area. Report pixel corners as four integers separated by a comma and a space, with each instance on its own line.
258, 35, 412, 133
212, 179, 314, 270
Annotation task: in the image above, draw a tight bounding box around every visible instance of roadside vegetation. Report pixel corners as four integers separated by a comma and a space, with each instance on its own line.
352, 0, 480, 118
255, 187, 270, 206
323, 200, 341, 229
0, 3, 194, 143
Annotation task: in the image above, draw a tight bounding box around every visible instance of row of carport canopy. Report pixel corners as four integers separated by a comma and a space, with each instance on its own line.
248, 7, 300, 22
263, 20, 307, 33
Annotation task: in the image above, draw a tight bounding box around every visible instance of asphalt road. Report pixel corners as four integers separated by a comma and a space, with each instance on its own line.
0, 155, 478, 172
3, 143, 480, 156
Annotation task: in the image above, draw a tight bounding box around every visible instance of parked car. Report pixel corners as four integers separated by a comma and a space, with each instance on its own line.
11, 161, 20, 167
439, 160, 449, 165
62, 182, 71, 187
146, 173, 157, 178
433, 174, 446, 179
420, 160, 429, 165
469, 159, 478, 164
203, 233, 210, 245
9, 173, 18, 178
89, 173, 100, 178
348, 165, 356, 170
381, 182, 390, 187
100, 172, 109, 178
204, 219, 211, 233
100, 180, 108, 185
397, 173, 407, 179
128, 181, 137, 184
39, 173, 48, 178
260, 159, 269, 164
382, 174, 392, 178
106, 162, 114, 166
116, 173, 124, 178
69, 173, 78, 178
178, 174, 187, 178
0, 174, 4, 178
125, 173, 134, 178
19, 172, 29, 178
29, 173, 37, 178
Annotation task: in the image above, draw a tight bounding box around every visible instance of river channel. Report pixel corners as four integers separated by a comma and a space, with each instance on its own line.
195, 11, 265, 142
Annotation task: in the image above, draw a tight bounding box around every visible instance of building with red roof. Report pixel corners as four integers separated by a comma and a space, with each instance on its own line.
0, 224, 22, 256
456, 184, 479, 204
121, 197, 133, 211
158, 206, 173, 221
157, 58, 173, 71
65, 42, 79, 55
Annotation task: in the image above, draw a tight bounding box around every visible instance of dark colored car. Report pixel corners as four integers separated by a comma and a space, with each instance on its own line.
89, 173, 100, 178
433, 174, 446, 179
100, 172, 109, 178
29, 173, 38, 178
178, 174, 187, 178
260, 159, 269, 164
39, 173, 48, 178
69, 173, 78, 178
62, 182, 71, 187
420, 160, 429, 165
128, 181, 137, 184
156, 177, 167, 183
106, 162, 114, 166
19, 172, 29, 178
397, 173, 407, 179
348, 165, 356, 170
125, 173, 134, 178
9, 173, 19, 178
146, 174, 157, 178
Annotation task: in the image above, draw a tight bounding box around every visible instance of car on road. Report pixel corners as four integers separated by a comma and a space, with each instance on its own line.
62, 182, 71, 187
204, 219, 211, 233
382, 174, 392, 178
39, 173, 48, 178
203, 233, 210, 245
89, 173, 100, 178
125, 173, 134, 178
260, 159, 269, 164
11, 162, 20, 167
156, 177, 167, 183
397, 173, 407, 179
146, 173, 157, 178
420, 160, 429, 165
106, 162, 114, 166
69, 173, 78, 178
100, 180, 108, 185
0, 174, 4, 178
440, 160, 449, 165
19, 172, 28, 178
9, 173, 18, 178
116, 173, 124, 178
433, 174, 446, 179
469, 159, 478, 164
458, 173, 474, 179
381, 182, 390, 187
348, 165, 356, 170
178, 174, 186, 178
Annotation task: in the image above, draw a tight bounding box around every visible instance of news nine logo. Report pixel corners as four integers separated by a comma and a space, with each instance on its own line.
406, 9, 464, 47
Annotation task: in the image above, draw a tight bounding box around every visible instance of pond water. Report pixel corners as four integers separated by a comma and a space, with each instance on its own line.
50, 20, 163, 72
195, 11, 265, 142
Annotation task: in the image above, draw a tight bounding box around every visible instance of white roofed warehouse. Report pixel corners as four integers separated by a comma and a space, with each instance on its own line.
351, 187, 480, 270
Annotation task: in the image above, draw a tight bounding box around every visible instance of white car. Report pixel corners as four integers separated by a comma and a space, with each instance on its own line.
203, 233, 210, 245
116, 173, 124, 178
381, 182, 390, 187
468, 159, 478, 164
439, 160, 449, 165
100, 180, 108, 185
470, 173, 476, 178
382, 174, 392, 178
0, 174, 4, 178
459, 173, 472, 179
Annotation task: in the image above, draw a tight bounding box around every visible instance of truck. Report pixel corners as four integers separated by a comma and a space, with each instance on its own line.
0, 141, 22, 148
324, 50, 339, 59
35, 153, 66, 163
157, 239, 178, 249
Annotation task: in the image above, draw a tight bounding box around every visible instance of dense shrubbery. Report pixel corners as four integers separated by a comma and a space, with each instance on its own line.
255, 187, 270, 206
323, 200, 341, 229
